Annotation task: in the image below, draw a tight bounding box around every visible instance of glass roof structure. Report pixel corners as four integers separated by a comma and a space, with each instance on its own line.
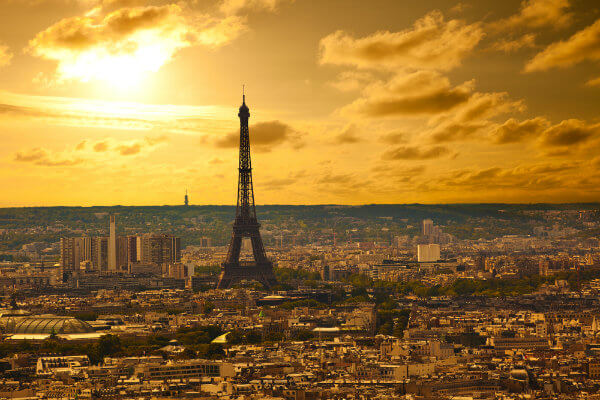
7, 317, 95, 334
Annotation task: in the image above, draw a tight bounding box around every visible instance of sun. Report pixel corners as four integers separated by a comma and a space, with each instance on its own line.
49, 28, 187, 89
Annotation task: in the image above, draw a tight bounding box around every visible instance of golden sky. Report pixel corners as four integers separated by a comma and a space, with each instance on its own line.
1, 0, 600, 206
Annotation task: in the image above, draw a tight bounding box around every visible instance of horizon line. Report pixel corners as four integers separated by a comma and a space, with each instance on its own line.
1, 202, 599, 209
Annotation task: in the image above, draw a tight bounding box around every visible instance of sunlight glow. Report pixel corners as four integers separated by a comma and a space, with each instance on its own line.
55, 33, 185, 88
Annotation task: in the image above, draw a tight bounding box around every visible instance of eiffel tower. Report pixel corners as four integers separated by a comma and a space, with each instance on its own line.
216, 92, 278, 290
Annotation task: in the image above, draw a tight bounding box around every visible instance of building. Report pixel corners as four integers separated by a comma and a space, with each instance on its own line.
139, 234, 181, 269
36, 355, 90, 376
321, 264, 330, 281
126, 235, 138, 266
108, 215, 117, 272
91, 237, 108, 271
134, 360, 234, 380
491, 336, 549, 351
60, 237, 91, 271
418, 244, 441, 263
422, 219, 434, 236
61, 217, 180, 274
167, 263, 187, 279
200, 236, 212, 248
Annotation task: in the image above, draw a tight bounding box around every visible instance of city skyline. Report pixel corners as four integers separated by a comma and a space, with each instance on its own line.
1, 0, 600, 206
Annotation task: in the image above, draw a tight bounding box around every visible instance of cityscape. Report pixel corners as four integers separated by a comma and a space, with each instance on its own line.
1, 0, 600, 399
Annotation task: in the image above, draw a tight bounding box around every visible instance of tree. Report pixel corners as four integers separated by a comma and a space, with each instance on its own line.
10, 294, 17, 310
202, 302, 215, 316
95, 334, 122, 362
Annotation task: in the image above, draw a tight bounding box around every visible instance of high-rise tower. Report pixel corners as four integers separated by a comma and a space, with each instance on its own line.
108, 215, 117, 272
216, 93, 277, 289
184, 190, 189, 206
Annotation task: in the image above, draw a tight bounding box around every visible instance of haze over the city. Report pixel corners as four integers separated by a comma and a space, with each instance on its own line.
1, 0, 599, 206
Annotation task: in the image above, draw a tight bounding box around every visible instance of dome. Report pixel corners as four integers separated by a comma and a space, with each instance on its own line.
10, 317, 94, 334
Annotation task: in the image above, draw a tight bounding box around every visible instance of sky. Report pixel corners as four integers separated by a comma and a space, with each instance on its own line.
0, 0, 600, 206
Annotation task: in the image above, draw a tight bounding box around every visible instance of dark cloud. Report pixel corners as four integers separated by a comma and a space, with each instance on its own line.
215, 120, 303, 151
316, 173, 355, 185
382, 145, 454, 160
441, 162, 578, 192
28, 4, 182, 52
362, 88, 470, 117
220, 0, 293, 15
371, 164, 426, 184
333, 125, 362, 144
538, 119, 600, 147
379, 131, 406, 144
93, 141, 110, 152
106, 5, 174, 36
343, 71, 473, 118
452, 92, 522, 123
14, 148, 83, 167
262, 177, 298, 189
117, 142, 143, 155
492, 117, 548, 144
430, 122, 487, 143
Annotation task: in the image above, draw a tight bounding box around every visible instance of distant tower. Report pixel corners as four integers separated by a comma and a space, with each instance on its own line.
184, 189, 189, 206
108, 215, 117, 272
216, 91, 277, 290
422, 219, 434, 236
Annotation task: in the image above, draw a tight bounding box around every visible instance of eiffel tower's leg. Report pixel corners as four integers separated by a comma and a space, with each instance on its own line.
226, 233, 243, 264
250, 231, 267, 263
216, 270, 231, 289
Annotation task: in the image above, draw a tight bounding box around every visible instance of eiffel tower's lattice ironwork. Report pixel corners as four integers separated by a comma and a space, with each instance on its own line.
216, 94, 277, 289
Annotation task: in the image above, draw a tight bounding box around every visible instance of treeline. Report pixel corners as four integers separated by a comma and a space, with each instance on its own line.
344, 268, 600, 298
0, 326, 227, 364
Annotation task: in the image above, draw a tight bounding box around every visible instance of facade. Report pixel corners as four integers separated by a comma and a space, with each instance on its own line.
134, 360, 234, 380
492, 336, 550, 351
91, 237, 108, 271
418, 244, 441, 262
36, 355, 90, 376
200, 236, 212, 248
422, 219, 434, 236
139, 234, 181, 268
60, 237, 92, 271
108, 215, 117, 272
